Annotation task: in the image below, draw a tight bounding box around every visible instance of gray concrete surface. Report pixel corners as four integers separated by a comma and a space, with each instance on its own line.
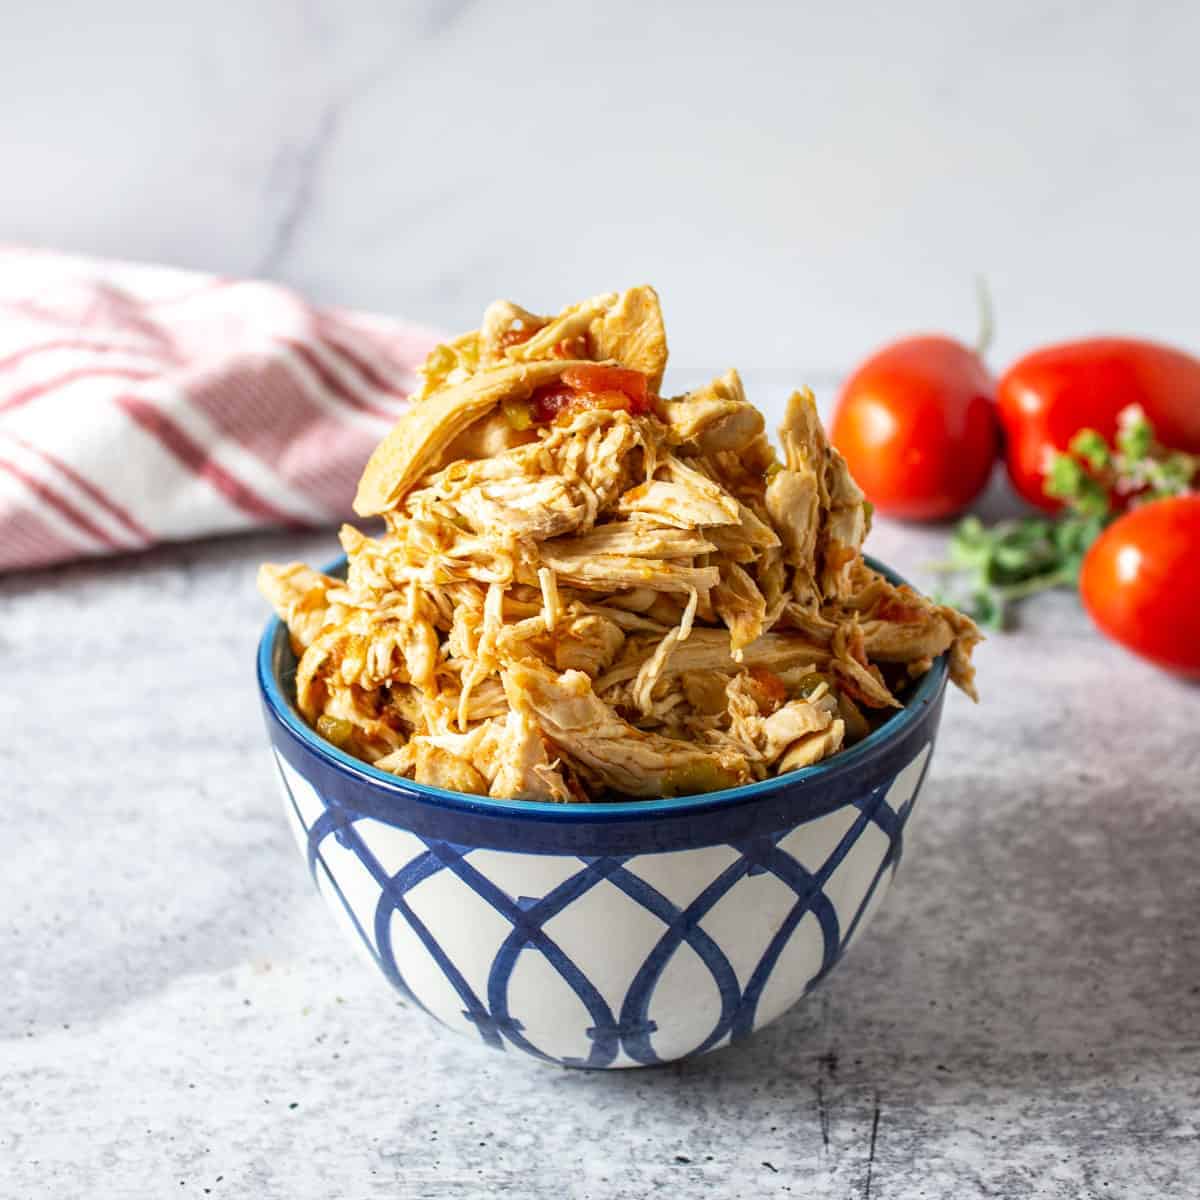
4, 479, 1198, 1198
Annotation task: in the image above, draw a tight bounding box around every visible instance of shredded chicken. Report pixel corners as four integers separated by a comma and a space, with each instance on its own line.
503, 659, 747, 798
262, 286, 980, 800
257, 563, 344, 653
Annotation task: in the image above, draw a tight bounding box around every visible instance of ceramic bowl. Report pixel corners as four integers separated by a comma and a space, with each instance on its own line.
257, 555, 946, 1068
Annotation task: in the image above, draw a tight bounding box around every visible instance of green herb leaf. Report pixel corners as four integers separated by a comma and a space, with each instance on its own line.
969, 588, 1003, 630
933, 404, 1195, 629
1044, 453, 1085, 499
1069, 428, 1111, 471
1116, 405, 1153, 460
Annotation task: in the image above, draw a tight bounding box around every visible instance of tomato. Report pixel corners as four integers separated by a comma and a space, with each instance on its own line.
747, 666, 787, 714
1079, 493, 1200, 678
998, 338, 1200, 511
561, 364, 649, 409
831, 336, 999, 521
531, 364, 651, 423
529, 384, 581, 423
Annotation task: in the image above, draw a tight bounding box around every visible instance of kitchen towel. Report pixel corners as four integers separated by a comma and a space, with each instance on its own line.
0, 247, 438, 571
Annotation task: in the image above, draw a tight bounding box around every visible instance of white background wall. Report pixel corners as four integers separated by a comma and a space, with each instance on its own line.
3, 0, 1198, 374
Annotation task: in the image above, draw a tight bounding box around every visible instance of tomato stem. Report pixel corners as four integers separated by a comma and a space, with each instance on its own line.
991, 566, 1075, 601
974, 275, 995, 359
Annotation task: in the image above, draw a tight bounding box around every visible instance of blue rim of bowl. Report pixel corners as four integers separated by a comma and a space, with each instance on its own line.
258, 553, 947, 823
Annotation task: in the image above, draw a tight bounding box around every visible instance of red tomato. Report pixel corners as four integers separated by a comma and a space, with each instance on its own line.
1079, 493, 1200, 678
998, 338, 1200, 511
831, 336, 999, 521
560, 364, 648, 406
531, 364, 651, 423
529, 384, 576, 423
747, 666, 788, 714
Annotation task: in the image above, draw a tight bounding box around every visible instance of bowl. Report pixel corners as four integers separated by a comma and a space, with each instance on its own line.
257, 555, 947, 1068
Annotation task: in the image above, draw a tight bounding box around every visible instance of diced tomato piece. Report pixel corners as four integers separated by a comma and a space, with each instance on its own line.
530, 383, 575, 424
560, 365, 650, 412
747, 666, 788, 714
529, 365, 653, 424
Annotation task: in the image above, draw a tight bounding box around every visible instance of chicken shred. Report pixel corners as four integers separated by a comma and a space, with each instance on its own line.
262, 286, 980, 800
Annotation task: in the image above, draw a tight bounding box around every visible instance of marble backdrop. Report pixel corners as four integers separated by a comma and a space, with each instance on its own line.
3, 0, 1199, 372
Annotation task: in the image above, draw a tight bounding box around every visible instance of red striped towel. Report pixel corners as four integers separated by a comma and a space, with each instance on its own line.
0, 247, 440, 572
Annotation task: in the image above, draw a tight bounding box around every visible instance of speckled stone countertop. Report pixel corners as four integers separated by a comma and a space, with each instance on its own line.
5, 456, 1200, 1199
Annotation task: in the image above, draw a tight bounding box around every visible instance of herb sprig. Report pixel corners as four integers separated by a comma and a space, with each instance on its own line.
932, 406, 1197, 628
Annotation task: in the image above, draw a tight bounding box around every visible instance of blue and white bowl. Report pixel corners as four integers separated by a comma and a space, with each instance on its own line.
257, 556, 946, 1069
